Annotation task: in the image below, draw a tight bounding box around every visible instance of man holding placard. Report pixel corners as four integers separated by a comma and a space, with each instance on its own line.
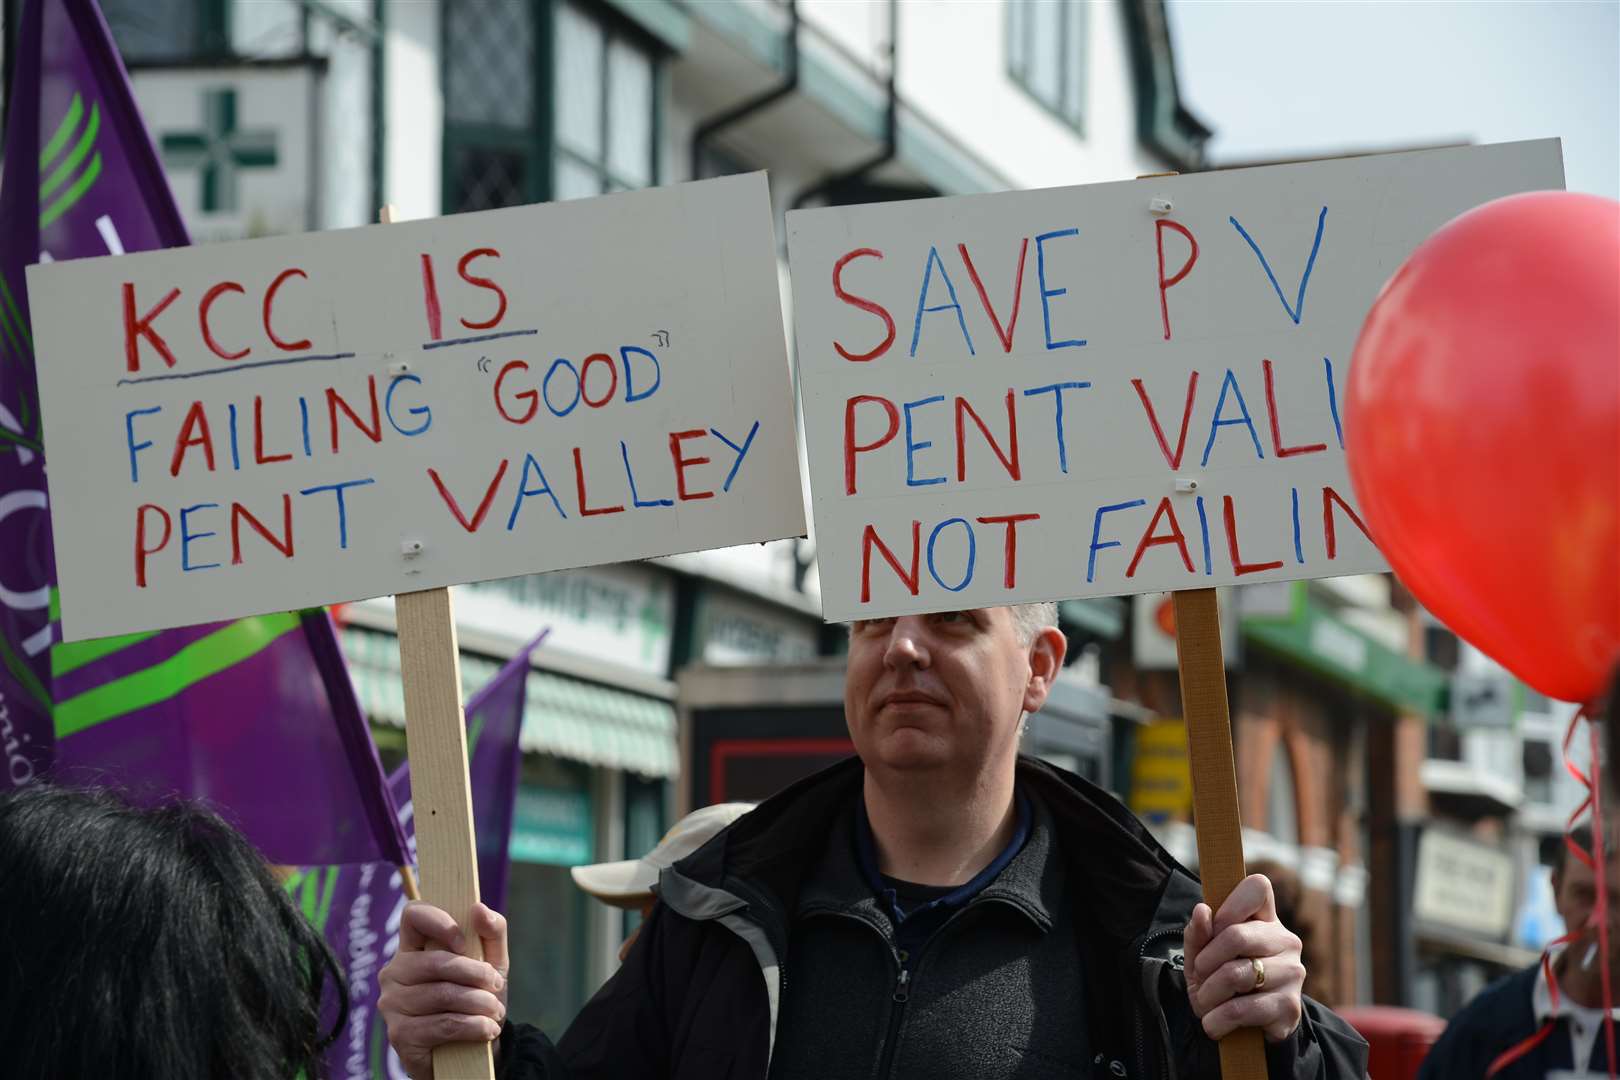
380, 601, 1366, 1078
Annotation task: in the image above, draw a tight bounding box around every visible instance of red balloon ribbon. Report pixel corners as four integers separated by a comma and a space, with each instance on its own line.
1493, 707, 1617, 1077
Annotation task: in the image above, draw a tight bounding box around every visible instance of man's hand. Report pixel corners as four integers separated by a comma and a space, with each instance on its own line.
1182, 873, 1305, 1044
378, 901, 511, 1080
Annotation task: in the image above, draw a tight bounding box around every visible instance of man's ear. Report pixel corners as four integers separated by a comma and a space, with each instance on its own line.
1022, 627, 1068, 714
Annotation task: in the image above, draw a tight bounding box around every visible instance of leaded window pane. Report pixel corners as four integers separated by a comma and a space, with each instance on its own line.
448, 143, 528, 213
446, 0, 534, 129
101, 0, 215, 62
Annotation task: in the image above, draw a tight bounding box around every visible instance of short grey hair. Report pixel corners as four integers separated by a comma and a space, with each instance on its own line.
844, 602, 1059, 644
1009, 602, 1059, 644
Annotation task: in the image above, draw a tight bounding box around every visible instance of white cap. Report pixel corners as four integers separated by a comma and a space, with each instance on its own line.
570, 802, 756, 909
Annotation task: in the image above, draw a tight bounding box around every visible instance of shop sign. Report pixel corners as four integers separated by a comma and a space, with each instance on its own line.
1130, 717, 1193, 823
1414, 829, 1517, 939
697, 590, 818, 665
1451, 671, 1517, 730
459, 564, 674, 678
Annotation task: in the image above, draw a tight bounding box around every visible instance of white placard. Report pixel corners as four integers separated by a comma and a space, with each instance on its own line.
30, 174, 805, 640
786, 141, 1564, 621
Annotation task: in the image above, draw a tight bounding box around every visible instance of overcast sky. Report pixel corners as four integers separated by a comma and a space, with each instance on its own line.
1166, 0, 1619, 199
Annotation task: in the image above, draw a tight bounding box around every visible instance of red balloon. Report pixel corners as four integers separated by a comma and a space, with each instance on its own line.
1347, 191, 1620, 705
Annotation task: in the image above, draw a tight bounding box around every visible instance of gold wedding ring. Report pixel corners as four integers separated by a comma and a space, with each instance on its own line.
1250, 957, 1267, 991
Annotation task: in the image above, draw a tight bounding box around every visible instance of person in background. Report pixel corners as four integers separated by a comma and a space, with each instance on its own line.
571, 801, 756, 962
0, 782, 346, 1079
379, 604, 1368, 1079
1419, 822, 1620, 1078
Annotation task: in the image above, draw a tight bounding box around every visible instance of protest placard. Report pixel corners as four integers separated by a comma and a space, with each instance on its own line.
786, 140, 1564, 621
29, 172, 804, 642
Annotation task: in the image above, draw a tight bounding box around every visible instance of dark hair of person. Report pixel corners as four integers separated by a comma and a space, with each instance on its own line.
0, 783, 347, 1079
1554, 823, 1597, 880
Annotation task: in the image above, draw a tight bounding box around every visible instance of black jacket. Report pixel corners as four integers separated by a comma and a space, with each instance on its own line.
1418, 963, 1613, 1078
498, 756, 1368, 1079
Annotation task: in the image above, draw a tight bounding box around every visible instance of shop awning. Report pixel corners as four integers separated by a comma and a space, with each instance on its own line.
1242, 586, 1448, 716
342, 628, 678, 779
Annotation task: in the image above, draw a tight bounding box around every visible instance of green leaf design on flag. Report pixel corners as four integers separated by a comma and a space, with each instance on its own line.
37, 93, 104, 228
53, 612, 301, 736
38, 93, 84, 168
0, 630, 50, 711
51, 627, 159, 678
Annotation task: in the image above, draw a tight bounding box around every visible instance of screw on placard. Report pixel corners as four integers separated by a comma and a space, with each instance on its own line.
401, 539, 424, 559
1149, 197, 1173, 217
387, 360, 412, 376
1174, 478, 1199, 493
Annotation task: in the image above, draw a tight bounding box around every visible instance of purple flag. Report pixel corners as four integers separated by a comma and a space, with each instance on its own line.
0, 0, 406, 867
465, 634, 542, 910
293, 631, 544, 1080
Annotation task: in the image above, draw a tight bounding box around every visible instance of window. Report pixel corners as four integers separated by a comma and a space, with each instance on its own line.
1266, 746, 1300, 846
1423, 624, 1461, 671
442, 0, 659, 215
554, 1, 657, 199
1522, 738, 1555, 804
442, 0, 540, 214
1427, 722, 1462, 762
1007, 0, 1087, 130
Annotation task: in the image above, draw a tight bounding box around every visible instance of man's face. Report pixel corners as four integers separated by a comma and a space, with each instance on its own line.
1554, 848, 1620, 968
844, 608, 1065, 779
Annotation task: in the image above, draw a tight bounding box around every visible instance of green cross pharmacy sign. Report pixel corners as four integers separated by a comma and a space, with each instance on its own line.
160, 88, 277, 214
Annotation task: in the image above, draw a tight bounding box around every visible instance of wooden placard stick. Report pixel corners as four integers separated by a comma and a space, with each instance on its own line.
1129, 170, 1264, 1080
396, 587, 491, 1078
1173, 587, 1265, 1080
380, 206, 495, 1080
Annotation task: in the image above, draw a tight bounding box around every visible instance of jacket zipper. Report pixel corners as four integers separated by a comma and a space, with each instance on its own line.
1134, 927, 1182, 1080
874, 900, 997, 1079
801, 907, 913, 1080
874, 965, 911, 1078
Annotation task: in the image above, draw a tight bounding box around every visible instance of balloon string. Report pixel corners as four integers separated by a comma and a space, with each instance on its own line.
1585, 712, 1616, 1078
1488, 927, 1585, 1078
1486, 1020, 1555, 1078
1555, 707, 1617, 1075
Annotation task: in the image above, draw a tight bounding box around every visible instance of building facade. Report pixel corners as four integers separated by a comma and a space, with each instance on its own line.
5, 0, 1584, 1027
35, 0, 1207, 1021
